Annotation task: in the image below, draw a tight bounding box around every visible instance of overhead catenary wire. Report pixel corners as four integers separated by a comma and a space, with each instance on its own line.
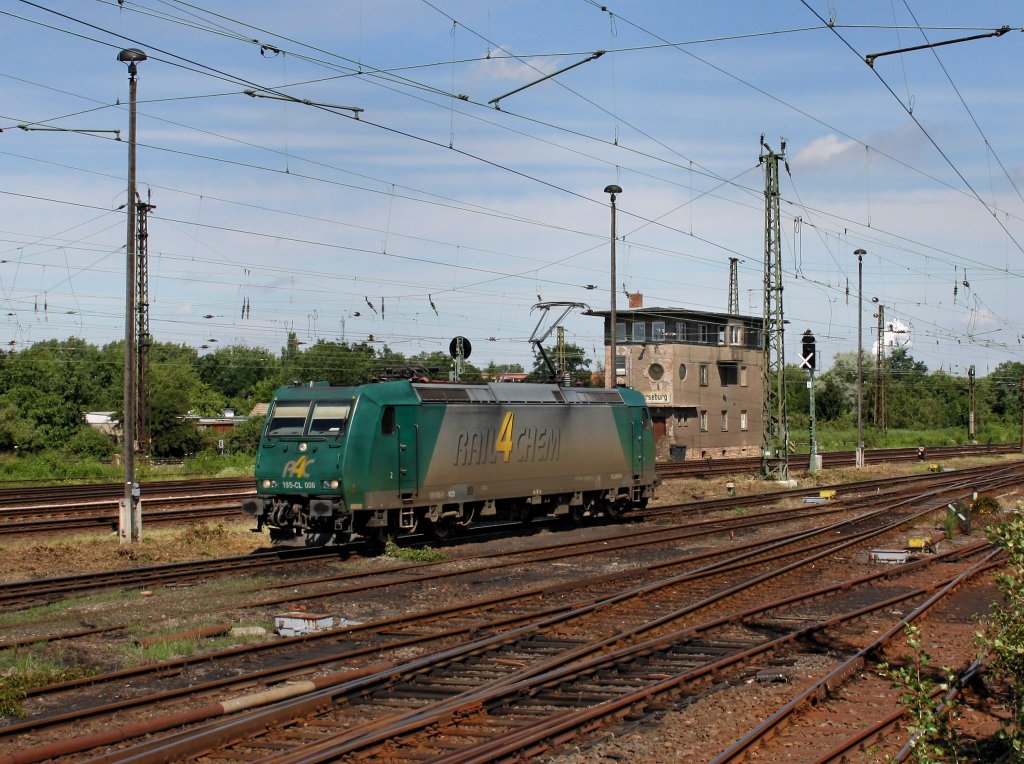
4, 0, 1019, 368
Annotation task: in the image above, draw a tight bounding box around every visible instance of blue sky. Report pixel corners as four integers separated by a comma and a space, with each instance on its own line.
1, 1, 1022, 377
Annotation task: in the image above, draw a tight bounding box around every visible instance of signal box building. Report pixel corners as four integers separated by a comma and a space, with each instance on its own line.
593, 299, 765, 461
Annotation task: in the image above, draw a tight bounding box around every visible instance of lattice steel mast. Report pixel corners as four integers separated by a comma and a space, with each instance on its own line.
759, 137, 788, 480
874, 304, 887, 431
728, 257, 739, 316
135, 194, 155, 455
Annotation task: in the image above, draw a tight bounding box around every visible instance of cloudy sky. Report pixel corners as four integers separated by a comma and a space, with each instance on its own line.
1, 1, 1022, 377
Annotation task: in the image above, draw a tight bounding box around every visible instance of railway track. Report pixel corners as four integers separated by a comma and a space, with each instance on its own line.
658, 442, 1019, 478
0, 443, 1014, 534
1, 462, 1019, 762
0, 477, 253, 535
0, 460, 1007, 608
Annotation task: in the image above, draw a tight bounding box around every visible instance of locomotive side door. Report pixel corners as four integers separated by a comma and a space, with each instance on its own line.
392, 406, 419, 501
632, 407, 651, 476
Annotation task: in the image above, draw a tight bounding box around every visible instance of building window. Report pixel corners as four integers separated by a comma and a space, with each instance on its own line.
632, 321, 646, 342
717, 325, 726, 345
698, 324, 711, 344
721, 411, 728, 431
699, 364, 709, 386
740, 410, 748, 430
740, 365, 748, 386
648, 363, 664, 381
677, 321, 693, 342
678, 363, 687, 381
729, 325, 742, 345
615, 354, 626, 376
651, 321, 666, 341
699, 410, 708, 431
719, 363, 738, 386
615, 321, 627, 342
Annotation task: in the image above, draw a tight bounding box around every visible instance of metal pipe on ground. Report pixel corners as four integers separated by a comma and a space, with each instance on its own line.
0, 662, 393, 764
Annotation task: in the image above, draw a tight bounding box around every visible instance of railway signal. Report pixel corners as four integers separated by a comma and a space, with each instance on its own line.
799, 331, 816, 371
802, 330, 820, 473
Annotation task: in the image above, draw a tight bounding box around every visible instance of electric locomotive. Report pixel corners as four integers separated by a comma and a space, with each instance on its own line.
242, 379, 656, 546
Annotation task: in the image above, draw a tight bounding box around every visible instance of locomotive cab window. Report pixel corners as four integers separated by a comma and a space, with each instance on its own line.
266, 401, 311, 437
307, 401, 352, 436
381, 406, 396, 436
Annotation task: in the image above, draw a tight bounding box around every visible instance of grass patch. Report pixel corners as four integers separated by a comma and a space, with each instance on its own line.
0, 590, 125, 629
123, 623, 272, 665
0, 649, 96, 717
0, 451, 253, 488
383, 538, 447, 563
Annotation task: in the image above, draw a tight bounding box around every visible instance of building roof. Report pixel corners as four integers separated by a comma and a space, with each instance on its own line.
587, 306, 763, 324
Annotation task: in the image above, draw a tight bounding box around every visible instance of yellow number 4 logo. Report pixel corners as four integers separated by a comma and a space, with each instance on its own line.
496, 411, 514, 463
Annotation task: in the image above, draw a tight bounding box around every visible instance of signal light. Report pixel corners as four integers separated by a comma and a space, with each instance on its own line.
800, 330, 816, 371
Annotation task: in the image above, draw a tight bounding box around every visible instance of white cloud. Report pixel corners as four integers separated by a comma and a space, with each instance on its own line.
793, 134, 858, 166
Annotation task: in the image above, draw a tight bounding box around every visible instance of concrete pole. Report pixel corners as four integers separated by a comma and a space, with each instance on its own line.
119, 49, 146, 543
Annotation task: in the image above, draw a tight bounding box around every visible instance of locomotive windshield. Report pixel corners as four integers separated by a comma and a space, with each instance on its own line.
307, 401, 352, 436
265, 399, 352, 438
266, 401, 310, 437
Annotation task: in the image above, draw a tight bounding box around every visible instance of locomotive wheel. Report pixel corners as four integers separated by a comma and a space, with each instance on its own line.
424, 517, 458, 541
606, 499, 630, 520
424, 508, 474, 540
353, 512, 402, 549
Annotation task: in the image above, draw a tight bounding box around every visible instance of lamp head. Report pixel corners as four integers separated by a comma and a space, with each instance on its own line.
854, 248, 867, 256
118, 48, 148, 63
604, 184, 622, 195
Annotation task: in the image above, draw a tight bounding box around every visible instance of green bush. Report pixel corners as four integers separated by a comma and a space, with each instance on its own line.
978, 516, 1024, 757
879, 625, 961, 762
62, 426, 116, 460
223, 416, 264, 455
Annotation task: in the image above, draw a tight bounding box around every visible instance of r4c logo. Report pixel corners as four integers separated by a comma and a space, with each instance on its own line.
495, 412, 514, 463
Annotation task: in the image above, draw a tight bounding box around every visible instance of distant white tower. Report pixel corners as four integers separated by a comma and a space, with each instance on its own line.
874, 318, 912, 354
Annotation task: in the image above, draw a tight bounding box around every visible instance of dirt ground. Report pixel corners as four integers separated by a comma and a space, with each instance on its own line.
1, 457, 1019, 762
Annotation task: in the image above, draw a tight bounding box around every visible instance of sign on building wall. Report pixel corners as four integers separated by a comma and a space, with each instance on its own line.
644, 391, 672, 405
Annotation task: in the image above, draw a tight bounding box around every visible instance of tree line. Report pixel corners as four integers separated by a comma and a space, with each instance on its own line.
0, 334, 592, 458
0, 334, 1015, 459
786, 348, 1023, 444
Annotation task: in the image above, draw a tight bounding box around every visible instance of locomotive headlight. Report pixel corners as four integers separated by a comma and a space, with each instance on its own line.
322, 479, 340, 490
262, 479, 272, 488
330, 479, 340, 489
299, 442, 308, 452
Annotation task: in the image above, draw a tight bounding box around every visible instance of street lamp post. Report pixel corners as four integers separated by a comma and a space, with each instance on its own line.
119, 47, 146, 543
604, 184, 621, 388
854, 248, 866, 468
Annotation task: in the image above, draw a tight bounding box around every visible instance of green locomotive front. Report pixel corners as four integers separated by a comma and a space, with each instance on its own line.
242, 380, 656, 545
